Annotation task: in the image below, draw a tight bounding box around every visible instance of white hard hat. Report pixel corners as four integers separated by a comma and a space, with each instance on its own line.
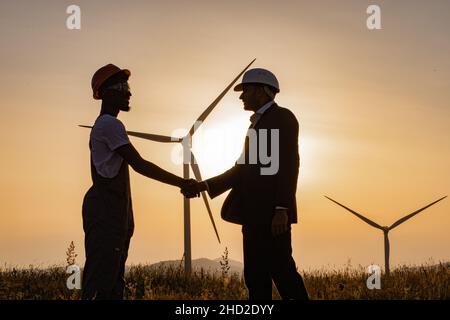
233, 68, 280, 93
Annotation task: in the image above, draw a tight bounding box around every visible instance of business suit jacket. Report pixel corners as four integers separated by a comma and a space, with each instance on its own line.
206, 103, 300, 225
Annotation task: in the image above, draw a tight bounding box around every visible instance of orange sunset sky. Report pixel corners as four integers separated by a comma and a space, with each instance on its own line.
0, 0, 449, 270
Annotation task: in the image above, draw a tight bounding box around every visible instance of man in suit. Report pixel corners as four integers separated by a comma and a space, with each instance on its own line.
186, 68, 309, 300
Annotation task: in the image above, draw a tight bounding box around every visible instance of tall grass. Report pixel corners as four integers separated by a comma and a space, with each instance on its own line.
0, 262, 448, 300
0, 242, 447, 300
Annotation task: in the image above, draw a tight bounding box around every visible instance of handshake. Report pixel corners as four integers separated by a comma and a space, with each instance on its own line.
180, 179, 208, 198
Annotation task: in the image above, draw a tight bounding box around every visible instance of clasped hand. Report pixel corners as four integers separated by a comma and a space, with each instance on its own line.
180, 179, 206, 198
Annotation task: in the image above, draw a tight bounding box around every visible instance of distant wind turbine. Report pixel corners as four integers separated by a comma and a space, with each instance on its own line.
324, 195, 447, 274
80, 59, 256, 273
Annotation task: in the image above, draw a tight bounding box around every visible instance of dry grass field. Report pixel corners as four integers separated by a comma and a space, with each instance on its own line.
1, 261, 448, 300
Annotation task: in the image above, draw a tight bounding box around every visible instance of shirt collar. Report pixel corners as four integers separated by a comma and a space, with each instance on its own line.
255, 100, 275, 115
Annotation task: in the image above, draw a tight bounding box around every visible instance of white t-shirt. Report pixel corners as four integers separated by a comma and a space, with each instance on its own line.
90, 114, 131, 178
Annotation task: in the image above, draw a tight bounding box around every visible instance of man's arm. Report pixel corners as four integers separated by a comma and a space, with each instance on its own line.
270, 110, 299, 236
182, 164, 241, 199
203, 164, 240, 198
274, 110, 300, 208
115, 143, 186, 188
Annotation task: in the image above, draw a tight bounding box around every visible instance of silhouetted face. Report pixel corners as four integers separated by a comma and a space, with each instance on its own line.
102, 82, 132, 112
239, 84, 266, 111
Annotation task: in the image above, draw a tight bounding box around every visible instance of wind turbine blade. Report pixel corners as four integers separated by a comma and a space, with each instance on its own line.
79, 125, 182, 143
189, 151, 204, 180
190, 151, 221, 243
199, 191, 221, 244
389, 196, 447, 230
324, 196, 384, 230
188, 58, 256, 137
126, 130, 182, 143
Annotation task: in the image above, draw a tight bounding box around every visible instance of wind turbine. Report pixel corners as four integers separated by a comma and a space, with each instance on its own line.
80, 59, 256, 273
324, 195, 447, 274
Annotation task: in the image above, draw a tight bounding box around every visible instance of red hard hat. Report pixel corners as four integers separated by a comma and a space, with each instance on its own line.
91, 64, 131, 100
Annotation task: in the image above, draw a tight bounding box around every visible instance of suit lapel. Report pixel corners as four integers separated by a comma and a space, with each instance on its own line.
253, 102, 278, 129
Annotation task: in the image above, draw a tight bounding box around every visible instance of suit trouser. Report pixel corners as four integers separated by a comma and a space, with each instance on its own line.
81, 232, 131, 300
242, 224, 309, 300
